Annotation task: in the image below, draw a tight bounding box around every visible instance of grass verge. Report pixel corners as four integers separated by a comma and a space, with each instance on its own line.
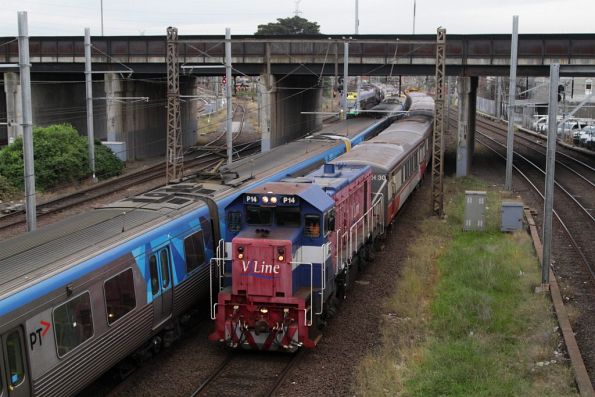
355, 176, 577, 396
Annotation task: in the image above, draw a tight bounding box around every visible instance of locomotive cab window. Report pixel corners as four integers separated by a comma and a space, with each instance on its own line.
227, 211, 241, 232
104, 268, 136, 325
305, 215, 321, 238
184, 231, 206, 273
246, 206, 272, 225
53, 292, 94, 357
325, 210, 335, 234
276, 207, 301, 227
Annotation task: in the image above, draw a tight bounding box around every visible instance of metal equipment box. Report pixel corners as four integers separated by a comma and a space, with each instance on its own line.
464, 190, 487, 231
500, 201, 524, 232
103, 141, 127, 161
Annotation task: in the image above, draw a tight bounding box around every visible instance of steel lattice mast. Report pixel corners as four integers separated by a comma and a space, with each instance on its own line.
431, 27, 446, 217
166, 27, 183, 184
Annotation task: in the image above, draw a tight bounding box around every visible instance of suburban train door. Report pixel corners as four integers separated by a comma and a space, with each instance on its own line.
1, 327, 30, 397
149, 246, 174, 328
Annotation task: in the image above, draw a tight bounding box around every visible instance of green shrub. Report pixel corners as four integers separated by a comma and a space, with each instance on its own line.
0, 175, 18, 201
0, 124, 123, 191
94, 141, 124, 179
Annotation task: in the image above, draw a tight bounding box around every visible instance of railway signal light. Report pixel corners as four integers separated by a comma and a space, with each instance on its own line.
557, 84, 565, 102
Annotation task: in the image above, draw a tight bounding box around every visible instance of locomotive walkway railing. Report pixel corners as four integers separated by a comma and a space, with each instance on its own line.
290, 260, 314, 327
348, 197, 384, 260
209, 238, 226, 320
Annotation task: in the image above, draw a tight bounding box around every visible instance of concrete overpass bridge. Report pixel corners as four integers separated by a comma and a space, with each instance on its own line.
2, 33, 594, 159
2, 33, 595, 76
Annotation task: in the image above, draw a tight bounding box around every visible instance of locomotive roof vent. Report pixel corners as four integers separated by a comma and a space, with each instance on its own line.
323, 163, 340, 177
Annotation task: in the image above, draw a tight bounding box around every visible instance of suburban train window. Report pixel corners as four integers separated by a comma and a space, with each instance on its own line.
53, 292, 94, 357
184, 231, 206, 273
246, 206, 272, 225
6, 331, 24, 386
228, 211, 241, 232
276, 207, 301, 227
305, 215, 321, 238
104, 268, 136, 325
160, 248, 171, 288
149, 255, 159, 295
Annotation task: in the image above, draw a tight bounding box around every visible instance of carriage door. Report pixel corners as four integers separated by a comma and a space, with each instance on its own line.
1, 328, 30, 397
149, 246, 173, 328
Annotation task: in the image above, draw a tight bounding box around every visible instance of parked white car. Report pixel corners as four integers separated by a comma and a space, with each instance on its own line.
557, 119, 587, 137
578, 125, 595, 149
531, 116, 548, 133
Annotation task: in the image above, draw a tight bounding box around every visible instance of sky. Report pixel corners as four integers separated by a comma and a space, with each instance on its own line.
0, 0, 594, 37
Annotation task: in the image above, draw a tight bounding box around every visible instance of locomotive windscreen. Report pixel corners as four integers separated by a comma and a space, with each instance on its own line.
246, 206, 272, 225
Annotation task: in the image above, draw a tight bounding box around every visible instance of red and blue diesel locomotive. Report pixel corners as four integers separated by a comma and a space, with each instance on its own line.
209, 95, 434, 351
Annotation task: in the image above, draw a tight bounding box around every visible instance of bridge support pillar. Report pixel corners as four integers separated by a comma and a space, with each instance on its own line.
4, 72, 23, 143
103, 74, 197, 160
456, 76, 478, 177
270, 75, 322, 147
105, 73, 125, 142
258, 73, 274, 152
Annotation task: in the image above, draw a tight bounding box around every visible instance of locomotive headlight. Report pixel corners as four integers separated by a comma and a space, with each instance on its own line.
238, 253, 244, 260
278, 255, 284, 262
277, 247, 285, 262
260, 307, 269, 314
262, 196, 269, 204
237, 246, 244, 259
270, 196, 278, 204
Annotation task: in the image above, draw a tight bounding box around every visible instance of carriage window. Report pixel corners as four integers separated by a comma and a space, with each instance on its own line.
6, 331, 24, 386
246, 206, 272, 225
227, 211, 241, 232
305, 215, 321, 238
184, 231, 206, 273
160, 248, 171, 288
149, 254, 159, 295
276, 207, 301, 227
53, 292, 94, 357
104, 268, 136, 325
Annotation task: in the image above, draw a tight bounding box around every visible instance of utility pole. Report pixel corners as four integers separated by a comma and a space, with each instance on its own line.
341, 41, 349, 120
355, 0, 360, 115
431, 27, 446, 217
355, 0, 359, 34
18, 11, 37, 231
166, 26, 182, 183
100, 0, 104, 36
542, 63, 559, 287
412, 0, 416, 34
505, 15, 519, 191
225, 28, 233, 165
84, 28, 96, 181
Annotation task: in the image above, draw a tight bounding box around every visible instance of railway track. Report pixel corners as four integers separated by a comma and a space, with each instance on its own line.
0, 141, 260, 232
461, 113, 595, 384
190, 350, 302, 397
472, 117, 595, 277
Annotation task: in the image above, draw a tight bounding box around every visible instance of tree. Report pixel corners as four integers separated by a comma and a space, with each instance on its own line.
255, 16, 321, 35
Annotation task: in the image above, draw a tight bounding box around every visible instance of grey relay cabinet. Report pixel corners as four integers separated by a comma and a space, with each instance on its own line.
501, 201, 524, 232
464, 190, 487, 231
